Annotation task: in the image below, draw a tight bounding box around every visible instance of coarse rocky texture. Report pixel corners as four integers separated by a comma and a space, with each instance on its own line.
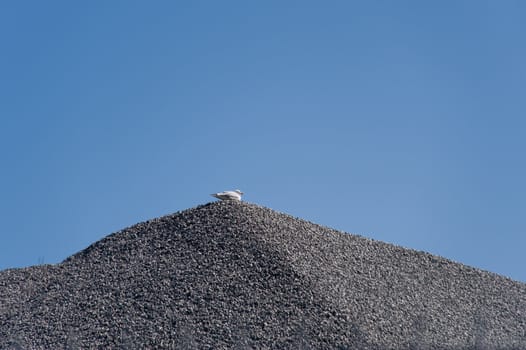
1, 201, 525, 349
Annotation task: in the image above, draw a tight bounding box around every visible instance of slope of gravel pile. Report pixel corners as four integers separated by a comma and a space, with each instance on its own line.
1, 201, 525, 349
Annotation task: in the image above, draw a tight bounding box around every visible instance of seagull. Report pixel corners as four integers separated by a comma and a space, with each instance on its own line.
211, 189, 244, 201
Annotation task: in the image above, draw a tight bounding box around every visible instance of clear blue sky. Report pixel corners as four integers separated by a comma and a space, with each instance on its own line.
1, 1, 525, 283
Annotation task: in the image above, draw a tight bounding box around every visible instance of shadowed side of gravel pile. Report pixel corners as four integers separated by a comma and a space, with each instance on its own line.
1, 202, 368, 349
0, 200, 525, 349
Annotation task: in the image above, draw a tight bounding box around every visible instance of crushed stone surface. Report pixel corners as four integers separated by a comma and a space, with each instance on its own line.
1, 201, 525, 349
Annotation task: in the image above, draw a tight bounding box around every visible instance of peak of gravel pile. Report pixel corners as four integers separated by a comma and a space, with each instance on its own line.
1, 201, 525, 349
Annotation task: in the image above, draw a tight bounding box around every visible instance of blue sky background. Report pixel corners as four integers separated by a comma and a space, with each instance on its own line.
1, 1, 525, 283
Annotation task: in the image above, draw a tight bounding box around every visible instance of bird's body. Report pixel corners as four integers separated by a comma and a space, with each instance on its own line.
211, 189, 243, 201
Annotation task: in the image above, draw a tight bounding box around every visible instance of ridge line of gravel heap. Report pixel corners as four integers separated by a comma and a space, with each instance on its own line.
1, 200, 525, 350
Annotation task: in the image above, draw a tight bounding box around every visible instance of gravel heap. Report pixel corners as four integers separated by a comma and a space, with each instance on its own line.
1, 201, 525, 349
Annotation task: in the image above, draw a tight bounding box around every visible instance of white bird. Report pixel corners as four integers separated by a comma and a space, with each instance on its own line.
211, 189, 244, 201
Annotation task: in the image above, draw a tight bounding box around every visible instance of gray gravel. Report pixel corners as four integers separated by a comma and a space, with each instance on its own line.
1, 201, 525, 349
